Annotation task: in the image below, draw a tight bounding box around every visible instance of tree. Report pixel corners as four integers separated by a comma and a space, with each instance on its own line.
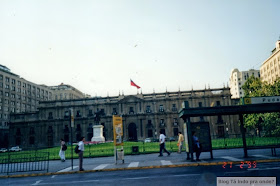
242, 76, 280, 137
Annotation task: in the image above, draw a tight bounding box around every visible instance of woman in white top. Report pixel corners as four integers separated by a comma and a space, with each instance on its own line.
59, 139, 66, 162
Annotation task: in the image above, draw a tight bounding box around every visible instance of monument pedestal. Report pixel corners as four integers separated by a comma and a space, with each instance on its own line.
91, 125, 105, 142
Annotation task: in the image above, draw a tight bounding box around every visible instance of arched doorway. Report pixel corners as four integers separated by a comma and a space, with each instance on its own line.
128, 123, 137, 141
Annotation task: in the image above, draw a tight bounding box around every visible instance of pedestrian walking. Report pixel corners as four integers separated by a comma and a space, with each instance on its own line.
158, 130, 171, 157
78, 136, 85, 171
59, 139, 66, 162
192, 131, 202, 161
177, 132, 184, 153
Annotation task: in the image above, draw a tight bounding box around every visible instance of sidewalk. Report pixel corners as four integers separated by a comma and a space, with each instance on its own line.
1, 148, 280, 178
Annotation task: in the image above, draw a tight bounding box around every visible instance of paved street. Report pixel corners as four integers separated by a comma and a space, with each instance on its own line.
2, 161, 280, 186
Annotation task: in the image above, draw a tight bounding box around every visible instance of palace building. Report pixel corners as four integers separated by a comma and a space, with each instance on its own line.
9, 87, 240, 148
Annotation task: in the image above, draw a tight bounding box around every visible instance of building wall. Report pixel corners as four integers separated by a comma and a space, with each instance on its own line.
260, 40, 280, 83
229, 68, 260, 99
9, 88, 240, 149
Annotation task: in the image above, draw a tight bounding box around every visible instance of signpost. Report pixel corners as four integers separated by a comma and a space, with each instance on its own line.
113, 115, 124, 164
70, 108, 74, 170
243, 96, 280, 105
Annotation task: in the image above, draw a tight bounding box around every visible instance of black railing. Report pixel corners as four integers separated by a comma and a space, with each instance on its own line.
0, 152, 49, 175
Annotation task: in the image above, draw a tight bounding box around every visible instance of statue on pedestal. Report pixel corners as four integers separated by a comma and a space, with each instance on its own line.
91, 110, 105, 142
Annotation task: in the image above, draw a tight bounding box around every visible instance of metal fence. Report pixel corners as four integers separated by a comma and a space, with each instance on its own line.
211, 134, 280, 149
0, 152, 49, 175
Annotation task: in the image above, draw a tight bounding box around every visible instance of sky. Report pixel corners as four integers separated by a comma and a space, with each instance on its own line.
0, 0, 280, 97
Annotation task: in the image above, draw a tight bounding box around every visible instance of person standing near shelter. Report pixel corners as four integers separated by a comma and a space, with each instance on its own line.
177, 132, 184, 153
192, 131, 202, 161
78, 136, 85, 171
158, 130, 171, 157
59, 139, 66, 162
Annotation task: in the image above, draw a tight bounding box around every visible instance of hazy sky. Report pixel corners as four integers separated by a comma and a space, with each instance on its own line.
0, 0, 279, 97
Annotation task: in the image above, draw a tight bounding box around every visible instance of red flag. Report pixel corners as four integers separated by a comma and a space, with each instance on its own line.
130, 79, 140, 89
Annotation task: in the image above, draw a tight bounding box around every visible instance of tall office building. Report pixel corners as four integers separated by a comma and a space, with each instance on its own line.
0, 65, 89, 147
0, 64, 54, 127
260, 40, 280, 83
229, 68, 260, 99
0, 64, 54, 147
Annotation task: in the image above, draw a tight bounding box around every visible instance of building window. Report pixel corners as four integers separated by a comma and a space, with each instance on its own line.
5, 77, 9, 82
5, 84, 9, 89
173, 128, 179, 136
198, 102, 202, 107
129, 107, 134, 114
18, 81, 21, 86
64, 110, 69, 118
172, 104, 177, 111
112, 108, 117, 115
76, 110, 81, 117
89, 109, 93, 116
160, 119, 165, 127
216, 101, 221, 106
146, 105, 151, 113
30, 127, 35, 135
173, 118, 178, 126
100, 109, 105, 115
48, 112, 53, 119
159, 105, 164, 112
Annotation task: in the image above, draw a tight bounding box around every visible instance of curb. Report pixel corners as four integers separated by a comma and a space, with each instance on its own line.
1, 159, 280, 178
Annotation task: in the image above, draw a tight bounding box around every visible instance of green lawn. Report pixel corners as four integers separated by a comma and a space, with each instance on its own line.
1, 137, 279, 161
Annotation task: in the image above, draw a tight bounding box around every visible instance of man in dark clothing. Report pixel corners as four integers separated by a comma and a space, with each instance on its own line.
192, 131, 202, 161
